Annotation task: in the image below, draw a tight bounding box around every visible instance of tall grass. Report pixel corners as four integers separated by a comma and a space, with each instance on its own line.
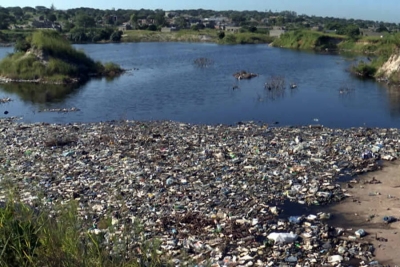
122, 29, 273, 44
30, 31, 97, 72
0, 188, 168, 267
219, 32, 274, 44
272, 30, 346, 50
0, 30, 123, 83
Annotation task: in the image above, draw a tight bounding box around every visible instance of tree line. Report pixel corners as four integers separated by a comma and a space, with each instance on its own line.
0, 5, 399, 42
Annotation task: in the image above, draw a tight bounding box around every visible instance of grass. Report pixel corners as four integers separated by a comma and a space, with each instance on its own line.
0, 30, 123, 83
271, 30, 347, 50
0, 29, 35, 43
272, 30, 400, 81
122, 29, 273, 44
0, 185, 168, 267
219, 32, 274, 44
346, 33, 400, 79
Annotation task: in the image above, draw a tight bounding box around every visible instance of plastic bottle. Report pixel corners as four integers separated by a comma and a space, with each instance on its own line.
383, 216, 396, 223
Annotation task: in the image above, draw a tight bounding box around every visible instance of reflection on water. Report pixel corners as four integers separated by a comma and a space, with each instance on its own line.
0, 43, 400, 128
386, 85, 400, 117
0, 82, 82, 104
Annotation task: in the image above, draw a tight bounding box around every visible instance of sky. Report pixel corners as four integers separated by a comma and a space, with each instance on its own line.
2, 0, 400, 23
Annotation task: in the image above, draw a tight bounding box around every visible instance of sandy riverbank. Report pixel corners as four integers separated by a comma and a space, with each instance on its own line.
326, 162, 400, 266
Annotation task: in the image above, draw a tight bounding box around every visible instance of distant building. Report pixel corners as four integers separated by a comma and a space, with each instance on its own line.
161, 27, 179, 33
359, 28, 384, 37
324, 29, 337, 34
31, 20, 61, 31
137, 19, 155, 26
118, 23, 132, 31
165, 11, 177, 18
225, 26, 241, 33
312, 26, 323, 31
269, 26, 286, 37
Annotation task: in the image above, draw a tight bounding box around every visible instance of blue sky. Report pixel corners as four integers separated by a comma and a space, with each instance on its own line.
2, 0, 400, 23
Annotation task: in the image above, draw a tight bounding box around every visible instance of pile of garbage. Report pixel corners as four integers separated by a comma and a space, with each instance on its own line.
0, 118, 398, 266
38, 107, 80, 113
0, 97, 12, 104
233, 71, 258, 80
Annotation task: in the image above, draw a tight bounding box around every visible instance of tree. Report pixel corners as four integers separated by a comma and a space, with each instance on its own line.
249, 26, 257, 32
174, 16, 187, 29
218, 31, 225, 39
0, 12, 15, 29
75, 14, 96, 28
344, 24, 360, 38
35, 6, 47, 11
110, 30, 122, 41
9, 7, 23, 17
276, 16, 285, 25
62, 21, 75, 32
48, 13, 57, 22
14, 37, 31, 52
154, 12, 166, 27
231, 14, 245, 25
130, 13, 138, 29
148, 24, 157, 31
22, 7, 36, 14
376, 23, 389, 32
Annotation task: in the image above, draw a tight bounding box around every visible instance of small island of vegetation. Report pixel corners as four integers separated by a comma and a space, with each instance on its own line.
0, 30, 124, 84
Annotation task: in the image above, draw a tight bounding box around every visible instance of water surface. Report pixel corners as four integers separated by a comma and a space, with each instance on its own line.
0, 43, 399, 128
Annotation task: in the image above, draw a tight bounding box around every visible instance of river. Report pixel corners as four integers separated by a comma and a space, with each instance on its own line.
1, 42, 399, 128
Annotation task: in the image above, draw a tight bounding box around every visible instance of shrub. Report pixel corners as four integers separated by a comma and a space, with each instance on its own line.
351, 61, 377, 77
0, 30, 123, 82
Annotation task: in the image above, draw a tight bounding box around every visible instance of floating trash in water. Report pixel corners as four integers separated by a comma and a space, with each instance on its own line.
39, 107, 80, 113
0, 97, 12, 104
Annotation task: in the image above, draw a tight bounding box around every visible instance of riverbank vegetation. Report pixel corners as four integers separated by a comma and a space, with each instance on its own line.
1, 5, 398, 46
271, 30, 346, 50
121, 29, 274, 44
0, 30, 123, 84
0, 186, 166, 267
272, 29, 400, 82
346, 34, 400, 80
2, 5, 400, 81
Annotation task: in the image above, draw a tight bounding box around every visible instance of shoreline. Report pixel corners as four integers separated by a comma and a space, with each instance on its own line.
0, 118, 399, 265
325, 161, 400, 266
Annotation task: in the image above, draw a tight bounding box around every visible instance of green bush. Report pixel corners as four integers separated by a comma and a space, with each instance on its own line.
220, 32, 273, 44
0, 30, 123, 83
272, 30, 345, 50
351, 61, 377, 77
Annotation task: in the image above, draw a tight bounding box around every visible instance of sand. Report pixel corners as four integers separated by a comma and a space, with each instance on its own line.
325, 162, 400, 266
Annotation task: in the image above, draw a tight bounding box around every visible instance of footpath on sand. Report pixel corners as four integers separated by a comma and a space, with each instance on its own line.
326, 161, 400, 266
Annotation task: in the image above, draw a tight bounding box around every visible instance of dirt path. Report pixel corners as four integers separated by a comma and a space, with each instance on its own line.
326, 162, 400, 266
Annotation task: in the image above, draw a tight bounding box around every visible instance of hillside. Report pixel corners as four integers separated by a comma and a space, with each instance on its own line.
0, 30, 123, 84
271, 30, 346, 50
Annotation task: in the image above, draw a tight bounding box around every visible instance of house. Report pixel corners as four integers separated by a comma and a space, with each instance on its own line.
31, 20, 61, 31
118, 23, 132, 31
324, 29, 337, 34
359, 28, 384, 37
161, 27, 178, 33
225, 26, 241, 33
269, 26, 286, 37
165, 11, 177, 18
311, 26, 323, 31
137, 19, 155, 26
